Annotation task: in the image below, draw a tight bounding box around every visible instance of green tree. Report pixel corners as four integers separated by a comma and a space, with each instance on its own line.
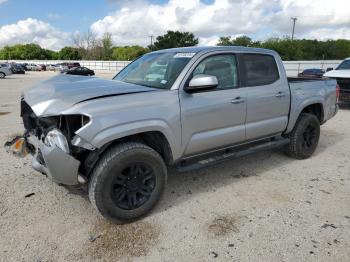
232, 36, 253, 46
57, 47, 82, 60
217, 36, 234, 46
217, 35, 258, 47
151, 31, 198, 50
217, 36, 350, 60
112, 46, 149, 61
100, 32, 113, 60
0, 44, 57, 60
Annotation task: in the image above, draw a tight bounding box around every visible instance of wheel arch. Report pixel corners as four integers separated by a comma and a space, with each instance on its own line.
300, 103, 324, 123
286, 100, 324, 134
81, 130, 174, 178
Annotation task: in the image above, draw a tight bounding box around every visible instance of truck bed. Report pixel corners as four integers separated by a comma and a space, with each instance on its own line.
285, 77, 338, 132
288, 77, 331, 82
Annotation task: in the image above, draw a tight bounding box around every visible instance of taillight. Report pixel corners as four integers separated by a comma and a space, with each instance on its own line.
336, 84, 340, 103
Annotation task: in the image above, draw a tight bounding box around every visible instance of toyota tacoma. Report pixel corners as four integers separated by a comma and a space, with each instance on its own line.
7, 47, 339, 223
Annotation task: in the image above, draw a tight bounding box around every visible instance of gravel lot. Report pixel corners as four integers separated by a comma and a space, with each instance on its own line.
0, 71, 349, 262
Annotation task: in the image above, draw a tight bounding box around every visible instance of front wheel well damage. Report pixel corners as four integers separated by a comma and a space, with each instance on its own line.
80, 131, 173, 179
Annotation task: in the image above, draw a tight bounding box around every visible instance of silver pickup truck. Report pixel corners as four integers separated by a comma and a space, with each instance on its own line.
10, 46, 338, 222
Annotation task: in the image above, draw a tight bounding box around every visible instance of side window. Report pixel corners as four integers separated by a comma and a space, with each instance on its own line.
243, 54, 279, 86
192, 54, 238, 89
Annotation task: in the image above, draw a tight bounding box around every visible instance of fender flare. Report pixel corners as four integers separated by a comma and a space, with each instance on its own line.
85, 119, 180, 160
286, 98, 324, 133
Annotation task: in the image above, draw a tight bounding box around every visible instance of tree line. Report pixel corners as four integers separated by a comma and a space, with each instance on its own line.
0, 31, 349, 61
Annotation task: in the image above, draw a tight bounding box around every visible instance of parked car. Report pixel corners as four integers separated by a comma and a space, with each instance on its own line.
38, 64, 47, 71
11, 63, 25, 74
26, 63, 41, 71
298, 68, 325, 78
324, 58, 350, 103
68, 62, 81, 69
21, 63, 29, 71
0, 63, 12, 78
56, 63, 69, 72
65, 67, 95, 76
46, 64, 57, 71
9, 46, 338, 223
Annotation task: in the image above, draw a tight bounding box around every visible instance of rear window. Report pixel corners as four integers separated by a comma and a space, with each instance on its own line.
242, 54, 279, 86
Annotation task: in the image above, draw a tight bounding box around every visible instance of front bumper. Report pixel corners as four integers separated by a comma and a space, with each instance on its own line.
32, 139, 81, 185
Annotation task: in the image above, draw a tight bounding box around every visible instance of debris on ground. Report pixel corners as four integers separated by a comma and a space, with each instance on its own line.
24, 193, 35, 198
89, 234, 101, 242
209, 251, 218, 258
321, 223, 337, 229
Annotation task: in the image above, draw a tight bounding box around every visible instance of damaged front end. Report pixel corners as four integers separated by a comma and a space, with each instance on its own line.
5, 99, 93, 185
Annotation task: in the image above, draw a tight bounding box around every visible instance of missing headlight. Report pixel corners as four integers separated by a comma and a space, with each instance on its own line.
56, 114, 90, 141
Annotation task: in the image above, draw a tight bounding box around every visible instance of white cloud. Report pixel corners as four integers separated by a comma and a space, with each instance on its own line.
91, 0, 350, 46
91, 0, 277, 46
303, 27, 350, 40
0, 0, 8, 4
1, 0, 349, 50
0, 18, 70, 50
273, 0, 350, 38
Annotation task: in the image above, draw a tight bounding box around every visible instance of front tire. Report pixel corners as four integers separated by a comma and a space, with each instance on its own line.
0, 72, 5, 79
286, 113, 320, 159
88, 142, 167, 223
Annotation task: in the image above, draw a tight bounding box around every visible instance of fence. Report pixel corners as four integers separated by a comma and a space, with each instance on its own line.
283, 60, 341, 76
1, 60, 131, 74
1, 59, 342, 76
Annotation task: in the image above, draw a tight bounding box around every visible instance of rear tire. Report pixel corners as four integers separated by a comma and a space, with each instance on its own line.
0, 72, 5, 79
88, 142, 167, 223
286, 113, 320, 159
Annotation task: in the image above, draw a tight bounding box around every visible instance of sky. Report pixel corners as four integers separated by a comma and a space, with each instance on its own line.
0, 0, 349, 51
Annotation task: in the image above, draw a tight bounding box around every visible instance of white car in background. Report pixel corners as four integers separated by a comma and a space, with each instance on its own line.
56, 63, 69, 72
46, 64, 57, 71
324, 58, 350, 103
26, 63, 41, 71
0, 63, 12, 78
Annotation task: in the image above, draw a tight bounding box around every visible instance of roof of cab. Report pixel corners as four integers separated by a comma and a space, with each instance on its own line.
152, 46, 278, 56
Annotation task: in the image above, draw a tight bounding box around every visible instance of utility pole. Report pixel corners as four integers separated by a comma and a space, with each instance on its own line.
149, 35, 154, 50
291, 17, 297, 40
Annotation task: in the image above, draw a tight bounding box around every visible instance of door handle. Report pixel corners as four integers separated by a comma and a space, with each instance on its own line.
275, 91, 286, 98
231, 97, 245, 104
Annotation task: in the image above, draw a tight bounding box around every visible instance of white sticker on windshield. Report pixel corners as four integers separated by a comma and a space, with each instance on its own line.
160, 80, 167, 84
174, 52, 196, 58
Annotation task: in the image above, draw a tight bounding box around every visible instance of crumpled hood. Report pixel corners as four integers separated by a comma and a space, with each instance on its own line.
23, 74, 157, 116
324, 69, 350, 79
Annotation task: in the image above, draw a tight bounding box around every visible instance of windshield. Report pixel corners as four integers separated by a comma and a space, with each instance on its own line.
336, 60, 350, 70
113, 52, 193, 89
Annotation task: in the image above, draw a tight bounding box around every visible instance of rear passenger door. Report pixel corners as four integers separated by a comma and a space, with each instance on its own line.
241, 54, 290, 140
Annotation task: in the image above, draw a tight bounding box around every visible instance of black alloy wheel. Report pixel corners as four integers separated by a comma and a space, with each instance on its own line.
111, 162, 156, 210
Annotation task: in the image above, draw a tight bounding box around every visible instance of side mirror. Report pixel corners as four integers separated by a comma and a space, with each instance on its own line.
185, 74, 218, 93
326, 67, 333, 72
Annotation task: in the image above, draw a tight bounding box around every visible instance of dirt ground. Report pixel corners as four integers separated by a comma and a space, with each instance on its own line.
0, 71, 349, 262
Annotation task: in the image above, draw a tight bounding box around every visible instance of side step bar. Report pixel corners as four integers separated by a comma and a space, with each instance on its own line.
175, 137, 290, 172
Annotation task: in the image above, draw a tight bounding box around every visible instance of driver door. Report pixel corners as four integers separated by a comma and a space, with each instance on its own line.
179, 53, 247, 156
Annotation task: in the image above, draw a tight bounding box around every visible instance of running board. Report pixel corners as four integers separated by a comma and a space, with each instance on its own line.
175, 137, 290, 172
